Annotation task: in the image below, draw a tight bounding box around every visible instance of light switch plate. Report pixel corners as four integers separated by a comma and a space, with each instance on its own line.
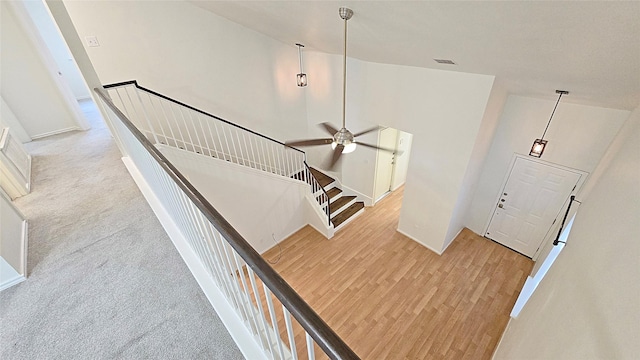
85, 36, 100, 47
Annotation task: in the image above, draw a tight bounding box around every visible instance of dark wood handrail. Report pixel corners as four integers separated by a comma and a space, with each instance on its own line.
104, 80, 304, 153
553, 195, 576, 246
95, 87, 357, 359
304, 161, 332, 226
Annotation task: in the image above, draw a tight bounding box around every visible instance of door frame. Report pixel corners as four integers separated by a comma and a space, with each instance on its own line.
482, 153, 589, 260
372, 127, 397, 204
8, 1, 91, 132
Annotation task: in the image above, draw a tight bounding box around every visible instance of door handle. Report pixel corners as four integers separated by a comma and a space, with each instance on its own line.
498, 204, 504, 208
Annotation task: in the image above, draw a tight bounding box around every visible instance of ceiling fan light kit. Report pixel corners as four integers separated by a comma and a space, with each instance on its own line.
529, 90, 569, 158
331, 128, 357, 153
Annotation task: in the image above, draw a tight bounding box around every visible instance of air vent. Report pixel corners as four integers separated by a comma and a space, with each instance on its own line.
434, 59, 456, 65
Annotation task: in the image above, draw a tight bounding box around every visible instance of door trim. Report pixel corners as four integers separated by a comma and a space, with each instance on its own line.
372, 127, 397, 204
8, 1, 91, 131
482, 153, 589, 259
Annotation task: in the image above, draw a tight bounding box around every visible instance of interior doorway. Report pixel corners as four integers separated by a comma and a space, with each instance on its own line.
22, 1, 91, 100
484, 155, 587, 258
373, 127, 413, 204
13, 0, 91, 131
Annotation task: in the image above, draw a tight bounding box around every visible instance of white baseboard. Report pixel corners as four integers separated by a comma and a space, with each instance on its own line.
374, 191, 391, 204
122, 157, 266, 360
31, 126, 81, 140
396, 228, 443, 255
340, 184, 374, 207
304, 193, 334, 239
492, 317, 512, 360
390, 181, 405, 192
261, 222, 309, 255
0, 257, 25, 291
441, 227, 463, 255
0, 275, 26, 292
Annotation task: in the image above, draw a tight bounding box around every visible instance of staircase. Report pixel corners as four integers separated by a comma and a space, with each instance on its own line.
105, 80, 364, 235
308, 168, 365, 230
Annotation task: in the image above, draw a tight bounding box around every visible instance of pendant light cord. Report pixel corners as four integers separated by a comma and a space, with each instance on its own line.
297, 44, 304, 73
342, 17, 348, 129
541, 92, 565, 140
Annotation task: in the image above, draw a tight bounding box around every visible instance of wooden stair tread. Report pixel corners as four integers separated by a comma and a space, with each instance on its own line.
330, 196, 356, 213
317, 187, 342, 204
331, 202, 364, 228
309, 168, 335, 188
326, 187, 342, 199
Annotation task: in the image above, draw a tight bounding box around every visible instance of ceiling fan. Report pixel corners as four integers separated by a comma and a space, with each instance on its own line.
285, 7, 395, 170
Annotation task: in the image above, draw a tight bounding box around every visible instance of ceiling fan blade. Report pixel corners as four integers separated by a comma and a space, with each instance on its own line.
328, 144, 344, 171
353, 126, 382, 138
357, 142, 399, 154
285, 138, 333, 147
320, 122, 340, 136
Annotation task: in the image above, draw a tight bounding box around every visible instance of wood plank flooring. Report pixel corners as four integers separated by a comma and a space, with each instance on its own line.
262, 187, 532, 359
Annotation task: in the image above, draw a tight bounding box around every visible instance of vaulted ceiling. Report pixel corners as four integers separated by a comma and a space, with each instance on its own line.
190, 1, 639, 110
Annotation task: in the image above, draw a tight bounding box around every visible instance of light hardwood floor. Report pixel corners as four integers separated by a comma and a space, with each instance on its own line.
263, 187, 533, 359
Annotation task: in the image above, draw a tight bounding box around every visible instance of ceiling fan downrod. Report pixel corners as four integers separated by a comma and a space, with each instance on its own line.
339, 7, 353, 130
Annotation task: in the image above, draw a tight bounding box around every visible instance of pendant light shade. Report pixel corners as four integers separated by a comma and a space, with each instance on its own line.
529, 138, 548, 157
296, 43, 307, 87
529, 90, 568, 158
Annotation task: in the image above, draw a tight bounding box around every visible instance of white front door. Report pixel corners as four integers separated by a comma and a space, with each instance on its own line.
373, 127, 397, 202
485, 157, 582, 257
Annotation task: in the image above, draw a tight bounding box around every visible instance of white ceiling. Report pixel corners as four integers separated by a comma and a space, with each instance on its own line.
190, 1, 640, 110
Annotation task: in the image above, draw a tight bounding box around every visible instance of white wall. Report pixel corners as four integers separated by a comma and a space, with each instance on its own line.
361, 63, 495, 253
23, 0, 90, 100
160, 146, 308, 254
0, 97, 31, 144
493, 106, 640, 359
1, 1, 80, 139
465, 95, 629, 236
444, 80, 508, 249
46, 1, 104, 103
303, 52, 495, 253
302, 51, 345, 179
63, 0, 308, 142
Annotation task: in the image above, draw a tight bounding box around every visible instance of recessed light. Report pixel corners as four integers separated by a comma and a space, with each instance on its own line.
434, 59, 456, 65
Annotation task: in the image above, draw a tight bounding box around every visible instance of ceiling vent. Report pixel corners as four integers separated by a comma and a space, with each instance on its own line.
434, 59, 456, 65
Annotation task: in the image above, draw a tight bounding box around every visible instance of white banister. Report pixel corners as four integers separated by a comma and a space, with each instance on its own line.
96, 84, 359, 359
105, 81, 331, 227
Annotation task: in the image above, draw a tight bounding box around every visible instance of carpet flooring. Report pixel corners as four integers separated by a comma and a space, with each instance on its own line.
0, 100, 243, 359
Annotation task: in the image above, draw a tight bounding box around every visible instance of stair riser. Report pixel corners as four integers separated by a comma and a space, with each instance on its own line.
313, 183, 338, 202
333, 207, 365, 232
330, 198, 356, 217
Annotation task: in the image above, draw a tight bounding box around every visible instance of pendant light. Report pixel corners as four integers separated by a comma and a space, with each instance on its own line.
530, 90, 569, 158
296, 43, 307, 87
